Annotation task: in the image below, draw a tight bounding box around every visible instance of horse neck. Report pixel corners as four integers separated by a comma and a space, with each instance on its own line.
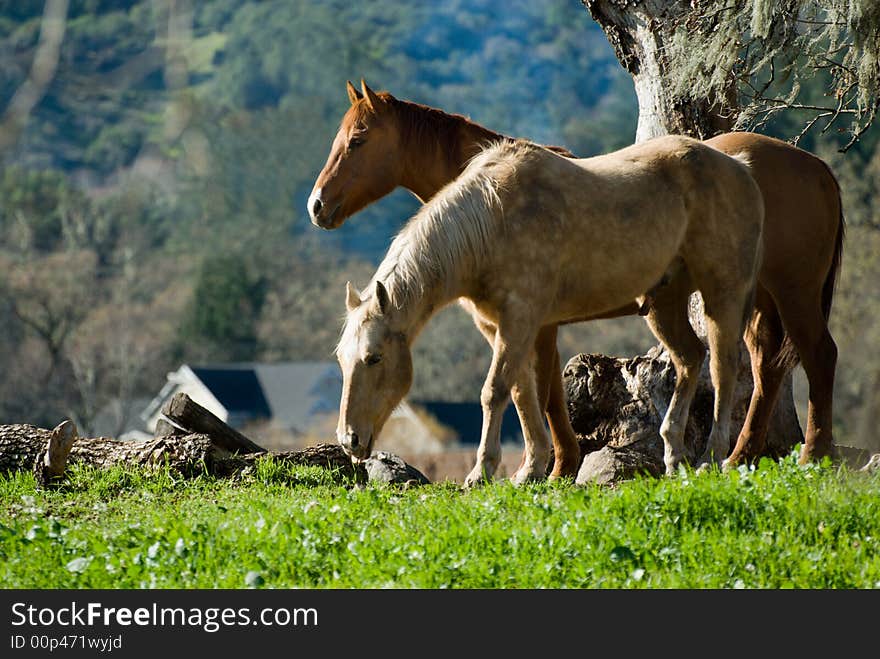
375, 240, 472, 343
395, 101, 504, 202
396, 282, 457, 345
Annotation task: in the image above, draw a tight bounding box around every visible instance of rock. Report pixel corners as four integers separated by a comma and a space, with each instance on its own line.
576, 444, 664, 486
364, 451, 431, 486
566, 338, 802, 486
861, 454, 880, 473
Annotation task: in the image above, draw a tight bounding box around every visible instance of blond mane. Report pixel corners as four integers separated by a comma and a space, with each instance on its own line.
372, 140, 533, 310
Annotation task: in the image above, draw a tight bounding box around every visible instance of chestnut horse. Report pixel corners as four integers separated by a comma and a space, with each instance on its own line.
336, 137, 763, 485
313, 80, 843, 475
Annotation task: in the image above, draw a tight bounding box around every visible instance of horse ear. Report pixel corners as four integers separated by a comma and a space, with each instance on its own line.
346, 80, 362, 105
345, 281, 361, 312
361, 78, 381, 112
372, 280, 390, 315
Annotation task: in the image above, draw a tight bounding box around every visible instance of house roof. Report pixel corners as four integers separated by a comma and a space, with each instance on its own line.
410, 400, 523, 445
190, 366, 271, 419
248, 362, 342, 430
187, 361, 342, 433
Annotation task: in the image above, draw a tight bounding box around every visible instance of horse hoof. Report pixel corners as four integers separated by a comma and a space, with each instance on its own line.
464, 470, 489, 490
664, 457, 683, 476
510, 468, 543, 486
549, 456, 580, 480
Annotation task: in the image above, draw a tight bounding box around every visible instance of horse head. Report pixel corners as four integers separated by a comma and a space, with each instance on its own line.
335, 280, 413, 460
308, 79, 402, 229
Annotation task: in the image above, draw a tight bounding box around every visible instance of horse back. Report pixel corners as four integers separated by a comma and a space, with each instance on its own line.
706, 132, 841, 283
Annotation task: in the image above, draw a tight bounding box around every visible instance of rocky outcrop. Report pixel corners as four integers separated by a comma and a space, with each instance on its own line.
564, 343, 801, 486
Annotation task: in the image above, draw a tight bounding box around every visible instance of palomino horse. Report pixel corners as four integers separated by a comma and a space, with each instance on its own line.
336, 136, 764, 485
312, 80, 844, 474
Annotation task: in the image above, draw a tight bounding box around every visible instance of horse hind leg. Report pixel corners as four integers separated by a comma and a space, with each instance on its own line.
772, 289, 837, 463
696, 281, 756, 469
644, 279, 707, 475
637, 257, 686, 316
724, 287, 788, 467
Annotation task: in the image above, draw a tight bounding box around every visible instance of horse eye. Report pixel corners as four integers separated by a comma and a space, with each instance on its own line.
349, 136, 365, 148
365, 354, 382, 366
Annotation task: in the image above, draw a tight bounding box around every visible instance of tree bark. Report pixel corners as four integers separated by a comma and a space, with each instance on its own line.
576, 0, 804, 463
32, 419, 79, 487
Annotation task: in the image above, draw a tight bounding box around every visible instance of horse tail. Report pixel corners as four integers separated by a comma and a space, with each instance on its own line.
772, 163, 845, 372
821, 191, 846, 323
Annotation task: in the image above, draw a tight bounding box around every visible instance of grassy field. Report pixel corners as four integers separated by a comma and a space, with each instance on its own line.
1, 452, 879, 589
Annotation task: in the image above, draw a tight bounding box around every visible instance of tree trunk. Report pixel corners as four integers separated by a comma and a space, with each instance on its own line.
572, 0, 804, 471
583, 0, 735, 141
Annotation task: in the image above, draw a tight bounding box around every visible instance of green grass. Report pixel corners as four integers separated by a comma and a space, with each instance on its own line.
1, 453, 879, 588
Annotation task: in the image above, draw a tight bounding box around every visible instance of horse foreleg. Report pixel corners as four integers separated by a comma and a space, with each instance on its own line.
534, 326, 581, 479
645, 286, 706, 475
464, 321, 539, 488
510, 358, 552, 486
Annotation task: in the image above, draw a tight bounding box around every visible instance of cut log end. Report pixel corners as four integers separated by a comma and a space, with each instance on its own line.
34, 419, 79, 487
161, 392, 266, 455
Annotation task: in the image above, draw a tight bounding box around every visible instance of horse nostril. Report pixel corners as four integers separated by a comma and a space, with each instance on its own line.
311, 197, 323, 216
347, 432, 359, 449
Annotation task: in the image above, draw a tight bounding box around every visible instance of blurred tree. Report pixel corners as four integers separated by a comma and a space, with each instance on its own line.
68, 264, 186, 436
0, 166, 78, 251
182, 254, 265, 362
0, 249, 98, 379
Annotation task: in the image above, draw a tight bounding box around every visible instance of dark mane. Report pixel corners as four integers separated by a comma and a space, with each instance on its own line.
343, 92, 577, 175
344, 92, 577, 170
391, 96, 503, 173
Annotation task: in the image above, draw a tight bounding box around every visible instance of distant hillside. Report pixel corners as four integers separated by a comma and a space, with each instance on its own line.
1, 0, 637, 260
0, 1, 647, 430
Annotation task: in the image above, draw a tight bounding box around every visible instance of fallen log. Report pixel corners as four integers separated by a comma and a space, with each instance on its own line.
0, 423, 362, 483
0, 422, 436, 487
154, 417, 186, 438
161, 392, 266, 454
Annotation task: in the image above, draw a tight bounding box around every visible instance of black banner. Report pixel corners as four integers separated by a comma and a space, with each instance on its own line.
1, 589, 875, 656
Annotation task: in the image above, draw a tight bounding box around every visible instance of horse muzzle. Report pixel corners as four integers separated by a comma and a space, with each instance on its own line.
339, 430, 373, 461
308, 191, 342, 229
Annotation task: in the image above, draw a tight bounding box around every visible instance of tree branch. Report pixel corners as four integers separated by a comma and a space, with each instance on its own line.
0, 0, 69, 154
